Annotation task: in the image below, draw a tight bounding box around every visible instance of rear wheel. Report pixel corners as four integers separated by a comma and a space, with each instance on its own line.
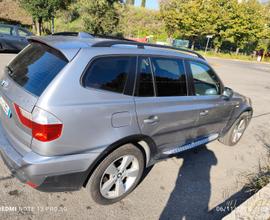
219, 112, 250, 146
87, 144, 145, 205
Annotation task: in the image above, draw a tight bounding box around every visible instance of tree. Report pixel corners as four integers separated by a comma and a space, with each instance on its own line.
226, 0, 265, 54
160, 0, 218, 49
20, 0, 71, 35
119, 5, 167, 40
141, 0, 146, 8
80, 0, 122, 35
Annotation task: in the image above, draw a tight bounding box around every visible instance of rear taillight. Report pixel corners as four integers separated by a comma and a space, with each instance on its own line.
14, 104, 62, 142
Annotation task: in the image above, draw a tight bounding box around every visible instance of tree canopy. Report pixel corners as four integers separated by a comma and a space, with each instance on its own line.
160, 0, 268, 53
79, 0, 122, 35
20, 0, 71, 35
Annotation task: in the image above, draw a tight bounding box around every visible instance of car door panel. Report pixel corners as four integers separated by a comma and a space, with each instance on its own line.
186, 60, 234, 139
134, 56, 198, 152
135, 96, 199, 151
190, 96, 234, 138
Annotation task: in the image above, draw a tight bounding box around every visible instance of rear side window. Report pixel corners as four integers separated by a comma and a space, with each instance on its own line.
136, 57, 154, 97
83, 56, 134, 94
151, 57, 187, 97
0, 26, 12, 35
7, 43, 68, 96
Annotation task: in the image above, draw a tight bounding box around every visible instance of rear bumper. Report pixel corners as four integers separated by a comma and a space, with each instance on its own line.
0, 122, 101, 191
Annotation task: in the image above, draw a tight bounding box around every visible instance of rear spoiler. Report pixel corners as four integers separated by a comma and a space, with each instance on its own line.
27, 37, 80, 61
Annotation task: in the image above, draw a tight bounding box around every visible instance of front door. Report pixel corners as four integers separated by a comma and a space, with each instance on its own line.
186, 60, 234, 139
134, 56, 198, 152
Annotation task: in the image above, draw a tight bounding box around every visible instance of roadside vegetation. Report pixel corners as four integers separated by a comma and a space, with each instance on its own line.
245, 139, 270, 193
198, 50, 270, 63
0, 0, 269, 61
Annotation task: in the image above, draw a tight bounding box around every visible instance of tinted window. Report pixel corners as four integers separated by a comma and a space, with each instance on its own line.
0, 26, 12, 35
189, 61, 221, 96
8, 43, 68, 96
151, 57, 187, 97
136, 57, 154, 97
84, 56, 134, 94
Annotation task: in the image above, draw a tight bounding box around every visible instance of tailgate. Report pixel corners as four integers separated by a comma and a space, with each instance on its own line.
0, 42, 68, 155
0, 73, 37, 155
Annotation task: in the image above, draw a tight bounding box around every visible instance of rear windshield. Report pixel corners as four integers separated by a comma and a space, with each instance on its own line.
7, 43, 68, 96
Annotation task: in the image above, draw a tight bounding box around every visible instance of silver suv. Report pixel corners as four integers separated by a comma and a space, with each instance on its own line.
0, 33, 252, 204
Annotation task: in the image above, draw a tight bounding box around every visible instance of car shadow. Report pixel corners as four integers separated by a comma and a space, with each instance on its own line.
159, 145, 218, 220
0, 50, 18, 54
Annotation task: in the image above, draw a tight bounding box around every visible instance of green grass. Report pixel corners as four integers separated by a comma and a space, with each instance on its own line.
197, 50, 270, 63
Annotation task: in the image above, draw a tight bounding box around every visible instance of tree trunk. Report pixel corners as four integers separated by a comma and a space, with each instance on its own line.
32, 19, 36, 34
37, 17, 42, 36
51, 16, 55, 34
214, 47, 219, 53
191, 40, 195, 50
141, 0, 146, 7
235, 47, 240, 55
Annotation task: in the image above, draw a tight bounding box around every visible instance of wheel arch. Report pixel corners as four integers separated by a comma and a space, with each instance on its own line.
82, 134, 158, 187
221, 105, 253, 137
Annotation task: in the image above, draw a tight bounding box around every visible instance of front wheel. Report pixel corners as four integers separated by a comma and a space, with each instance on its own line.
87, 144, 145, 205
219, 112, 251, 146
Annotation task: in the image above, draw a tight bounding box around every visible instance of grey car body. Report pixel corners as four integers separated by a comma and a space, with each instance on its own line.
0, 24, 32, 51
0, 34, 252, 194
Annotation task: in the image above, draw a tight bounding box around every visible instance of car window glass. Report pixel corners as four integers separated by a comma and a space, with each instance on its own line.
0, 26, 12, 35
190, 61, 221, 96
18, 29, 28, 37
84, 56, 134, 94
151, 57, 187, 97
8, 43, 68, 96
136, 57, 154, 97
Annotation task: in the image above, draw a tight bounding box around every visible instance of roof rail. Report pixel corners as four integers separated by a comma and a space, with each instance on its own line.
91, 40, 205, 60
52, 32, 94, 39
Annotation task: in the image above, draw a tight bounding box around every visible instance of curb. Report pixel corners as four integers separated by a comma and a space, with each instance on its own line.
222, 183, 270, 220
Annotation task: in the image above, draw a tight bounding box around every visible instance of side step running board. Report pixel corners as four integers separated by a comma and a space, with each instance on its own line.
162, 134, 219, 155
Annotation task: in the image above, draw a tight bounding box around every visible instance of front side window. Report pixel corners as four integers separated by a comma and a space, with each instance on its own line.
151, 57, 187, 97
18, 29, 29, 37
136, 57, 154, 97
189, 61, 221, 96
84, 56, 134, 94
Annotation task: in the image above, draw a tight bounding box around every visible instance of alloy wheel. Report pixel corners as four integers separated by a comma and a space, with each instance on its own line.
99, 155, 140, 199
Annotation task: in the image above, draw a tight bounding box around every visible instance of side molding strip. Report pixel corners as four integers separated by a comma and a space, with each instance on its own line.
162, 134, 219, 155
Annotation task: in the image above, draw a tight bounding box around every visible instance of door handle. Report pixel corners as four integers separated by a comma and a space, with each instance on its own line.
200, 110, 209, 116
143, 115, 159, 124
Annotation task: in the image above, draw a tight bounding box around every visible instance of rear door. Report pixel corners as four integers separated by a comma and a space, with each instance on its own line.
134, 56, 198, 152
0, 25, 15, 50
186, 60, 234, 139
0, 43, 68, 154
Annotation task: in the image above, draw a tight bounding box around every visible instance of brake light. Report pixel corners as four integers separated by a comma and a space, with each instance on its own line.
14, 104, 62, 142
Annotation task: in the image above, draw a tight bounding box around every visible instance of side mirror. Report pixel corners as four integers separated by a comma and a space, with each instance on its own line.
222, 87, 233, 100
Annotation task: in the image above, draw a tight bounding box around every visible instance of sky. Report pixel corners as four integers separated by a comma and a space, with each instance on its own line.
133, 0, 269, 10
134, 0, 159, 10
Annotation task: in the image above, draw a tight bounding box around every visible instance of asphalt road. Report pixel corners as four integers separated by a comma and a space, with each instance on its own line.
0, 54, 269, 220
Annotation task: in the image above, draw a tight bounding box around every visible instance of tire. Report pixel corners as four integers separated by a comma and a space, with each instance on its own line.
86, 144, 145, 205
0, 43, 4, 52
219, 112, 251, 146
